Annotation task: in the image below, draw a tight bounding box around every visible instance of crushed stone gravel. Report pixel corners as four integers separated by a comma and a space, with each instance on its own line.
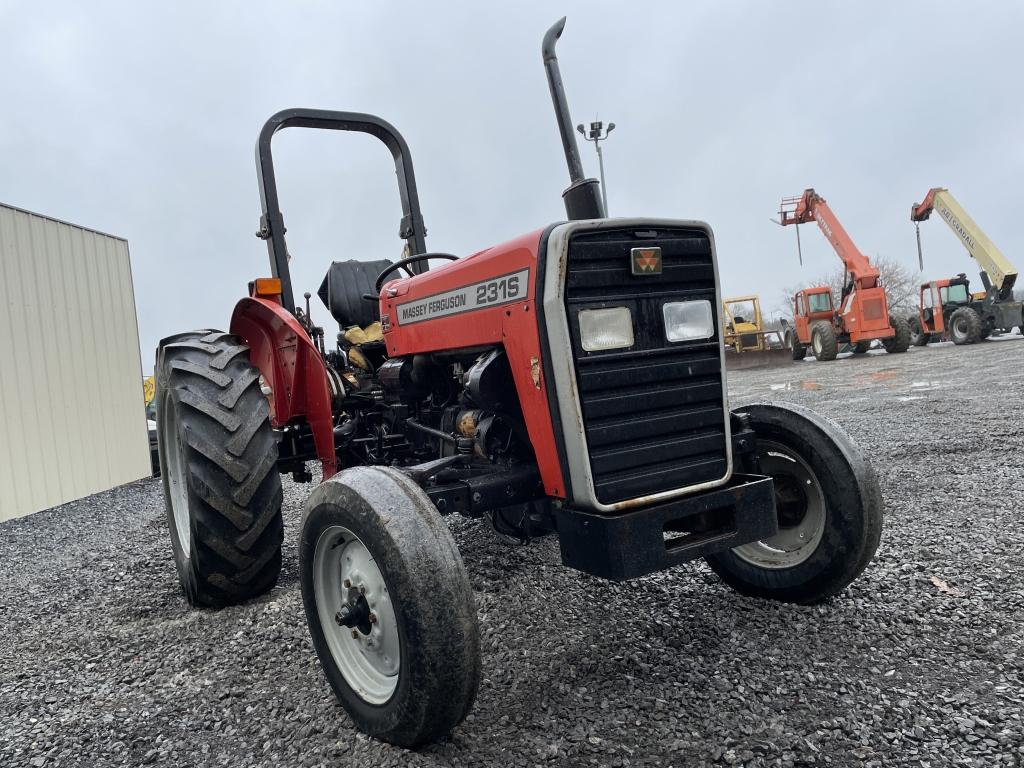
1, 337, 1023, 767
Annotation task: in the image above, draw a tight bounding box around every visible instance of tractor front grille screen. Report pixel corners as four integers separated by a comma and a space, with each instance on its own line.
565, 227, 727, 505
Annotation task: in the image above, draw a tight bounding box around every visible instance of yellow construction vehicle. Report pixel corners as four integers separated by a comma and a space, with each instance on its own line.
722, 295, 791, 368
910, 188, 1024, 344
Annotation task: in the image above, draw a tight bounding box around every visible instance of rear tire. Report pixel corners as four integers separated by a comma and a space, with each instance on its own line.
156, 330, 283, 607
909, 317, 929, 347
300, 466, 481, 747
786, 330, 806, 361
706, 403, 883, 604
809, 321, 838, 361
949, 307, 982, 345
882, 316, 911, 353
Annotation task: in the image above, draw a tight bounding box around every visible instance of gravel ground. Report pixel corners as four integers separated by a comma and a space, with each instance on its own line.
2, 336, 1023, 768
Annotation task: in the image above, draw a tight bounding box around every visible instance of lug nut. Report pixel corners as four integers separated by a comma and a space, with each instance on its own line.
368, 612, 378, 624
334, 606, 352, 626
351, 629, 359, 639
343, 579, 352, 589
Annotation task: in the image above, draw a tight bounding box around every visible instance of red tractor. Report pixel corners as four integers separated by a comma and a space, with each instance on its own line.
779, 189, 911, 361
155, 19, 882, 746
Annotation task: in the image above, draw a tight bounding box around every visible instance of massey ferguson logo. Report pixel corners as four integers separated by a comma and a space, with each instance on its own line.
631, 247, 662, 275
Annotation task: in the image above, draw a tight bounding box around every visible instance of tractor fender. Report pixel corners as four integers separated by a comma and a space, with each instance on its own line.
230, 296, 338, 479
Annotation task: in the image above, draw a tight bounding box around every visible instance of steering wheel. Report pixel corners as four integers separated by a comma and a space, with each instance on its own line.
375, 253, 459, 294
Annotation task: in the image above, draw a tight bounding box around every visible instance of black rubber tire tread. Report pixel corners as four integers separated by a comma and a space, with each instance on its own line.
156, 329, 283, 608
706, 402, 883, 604
299, 466, 481, 748
882, 316, 911, 353
949, 307, 982, 345
852, 341, 871, 354
810, 321, 838, 361
909, 316, 929, 347
786, 331, 806, 361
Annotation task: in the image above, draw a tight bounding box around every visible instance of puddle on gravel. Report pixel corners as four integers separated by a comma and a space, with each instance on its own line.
770, 380, 822, 392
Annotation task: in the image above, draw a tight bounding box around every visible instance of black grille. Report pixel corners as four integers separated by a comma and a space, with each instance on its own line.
564, 226, 727, 505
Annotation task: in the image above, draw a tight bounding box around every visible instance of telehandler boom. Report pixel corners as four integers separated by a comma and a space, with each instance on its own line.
778, 189, 909, 361
910, 188, 1023, 344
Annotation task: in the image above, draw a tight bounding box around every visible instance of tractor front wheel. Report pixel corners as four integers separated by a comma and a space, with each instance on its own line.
300, 467, 481, 747
949, 307, 982, 345
156, 330, 284, 607
882, 316, 911, 353
810, 321, 838, 361
705, 403, 883, 604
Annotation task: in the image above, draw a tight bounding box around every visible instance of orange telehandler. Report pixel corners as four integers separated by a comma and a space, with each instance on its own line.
778, 189, 910, 361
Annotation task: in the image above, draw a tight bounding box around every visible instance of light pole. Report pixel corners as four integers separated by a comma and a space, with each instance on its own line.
577, 119, 615, 215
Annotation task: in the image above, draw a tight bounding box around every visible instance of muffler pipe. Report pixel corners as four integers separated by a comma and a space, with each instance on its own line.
542, 17, 605, 220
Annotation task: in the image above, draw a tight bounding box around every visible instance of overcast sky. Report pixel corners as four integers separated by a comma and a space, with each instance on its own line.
2, 1, 1022, 373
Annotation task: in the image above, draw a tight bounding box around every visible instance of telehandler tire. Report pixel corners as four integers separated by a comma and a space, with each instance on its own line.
882, 316, 911, 353
949, 307, 982, 345
156, 330, 283, 608
909, 317, 929, 347
706, 403, 883, 604
786, 331, 806, 361
300, 466, 480, 748
809, 321, 838, 361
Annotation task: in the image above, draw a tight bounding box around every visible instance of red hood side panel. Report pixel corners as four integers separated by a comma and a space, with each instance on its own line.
381, 228, 567, 499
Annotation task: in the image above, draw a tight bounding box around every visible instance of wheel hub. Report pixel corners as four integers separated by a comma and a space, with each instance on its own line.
732, 440, 827, 570
313, 526, 400, 705
773, 474, 808, 528
335, 592, 375, 636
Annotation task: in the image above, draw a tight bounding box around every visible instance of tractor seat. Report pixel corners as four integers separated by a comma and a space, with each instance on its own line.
317, 259, 393, 329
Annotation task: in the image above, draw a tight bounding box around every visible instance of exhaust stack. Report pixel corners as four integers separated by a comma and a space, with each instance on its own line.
542, 17, 606, 221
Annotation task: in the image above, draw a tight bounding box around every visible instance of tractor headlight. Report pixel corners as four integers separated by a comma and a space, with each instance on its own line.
578, 306, 635, 352
663, 299, 714, 342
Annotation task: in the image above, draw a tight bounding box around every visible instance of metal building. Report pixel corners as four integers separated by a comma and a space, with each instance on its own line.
0, 203, 150, 521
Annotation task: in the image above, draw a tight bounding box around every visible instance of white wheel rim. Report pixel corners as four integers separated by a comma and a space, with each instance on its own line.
161, 396, 191, 557
812, 333, 822, 356
313, 526, 400, 704
733, 440, 827, 569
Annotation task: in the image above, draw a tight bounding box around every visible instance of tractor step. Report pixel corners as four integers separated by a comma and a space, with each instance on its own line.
554, 474, 777, 581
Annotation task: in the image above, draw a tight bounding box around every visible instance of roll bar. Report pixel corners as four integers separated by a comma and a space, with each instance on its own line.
254, 108, 428, 313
